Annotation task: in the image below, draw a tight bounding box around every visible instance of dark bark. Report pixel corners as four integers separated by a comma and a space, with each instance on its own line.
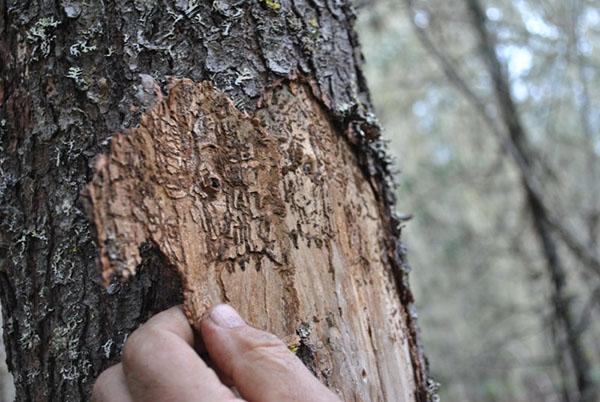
0, 0, 428, 401
464, 1, 597, 401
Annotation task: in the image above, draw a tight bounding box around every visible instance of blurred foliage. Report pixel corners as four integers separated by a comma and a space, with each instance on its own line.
357, 0, 600, 401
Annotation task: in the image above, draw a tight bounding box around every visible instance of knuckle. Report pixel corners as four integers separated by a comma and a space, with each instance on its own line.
241, 329, 295, 367
122, 326, 161, 369
251, 329, 283, 345
122, 331, 142, 367
248, 330, 287, 352
91, 368, 113, 401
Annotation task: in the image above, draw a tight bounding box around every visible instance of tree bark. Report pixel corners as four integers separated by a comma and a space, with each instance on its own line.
0, 1, 428, 401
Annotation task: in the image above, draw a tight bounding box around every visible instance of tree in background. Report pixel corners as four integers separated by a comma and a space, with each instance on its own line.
358, 0, 599, 401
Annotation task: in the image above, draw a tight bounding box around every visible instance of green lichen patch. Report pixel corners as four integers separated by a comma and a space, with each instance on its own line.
259, 0, 281, 12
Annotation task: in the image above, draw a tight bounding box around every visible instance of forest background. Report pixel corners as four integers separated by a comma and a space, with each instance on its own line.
358, 0, 600, 401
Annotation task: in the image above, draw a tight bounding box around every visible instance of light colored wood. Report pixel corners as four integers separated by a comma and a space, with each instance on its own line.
88, 79, 418, 401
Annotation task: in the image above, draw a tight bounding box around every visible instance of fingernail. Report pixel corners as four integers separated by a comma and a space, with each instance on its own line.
210, 304, 245, 328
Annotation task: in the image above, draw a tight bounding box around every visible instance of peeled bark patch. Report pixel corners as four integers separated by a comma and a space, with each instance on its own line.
88, 78, 418, 401
88, 79, 287, 319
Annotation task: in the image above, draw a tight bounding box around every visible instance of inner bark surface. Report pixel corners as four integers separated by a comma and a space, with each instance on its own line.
87, 78, 417, 401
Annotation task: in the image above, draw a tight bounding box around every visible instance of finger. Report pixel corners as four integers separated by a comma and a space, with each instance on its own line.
122, 305, 240, 402
91, 364, 133, 402
204, 355, 236, 387
200, 304, 341, 402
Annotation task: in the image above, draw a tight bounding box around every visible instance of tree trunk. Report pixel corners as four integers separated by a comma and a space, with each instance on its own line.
464, 1, 597, 400
0, 1, 428, 401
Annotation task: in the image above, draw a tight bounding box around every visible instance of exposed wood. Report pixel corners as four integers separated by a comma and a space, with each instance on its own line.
87, 78, 418, 401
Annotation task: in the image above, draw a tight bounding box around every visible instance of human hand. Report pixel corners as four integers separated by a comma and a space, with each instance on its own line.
92, 304, 342, 402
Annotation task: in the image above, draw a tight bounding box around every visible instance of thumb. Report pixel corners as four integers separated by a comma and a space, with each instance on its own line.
200, 304, 340, 402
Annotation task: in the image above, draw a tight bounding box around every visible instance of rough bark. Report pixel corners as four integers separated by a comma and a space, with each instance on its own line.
0, 1, 428, 401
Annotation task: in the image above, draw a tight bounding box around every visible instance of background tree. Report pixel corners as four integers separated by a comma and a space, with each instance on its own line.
0, 1, 429, 401
358, 0, 599, 400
